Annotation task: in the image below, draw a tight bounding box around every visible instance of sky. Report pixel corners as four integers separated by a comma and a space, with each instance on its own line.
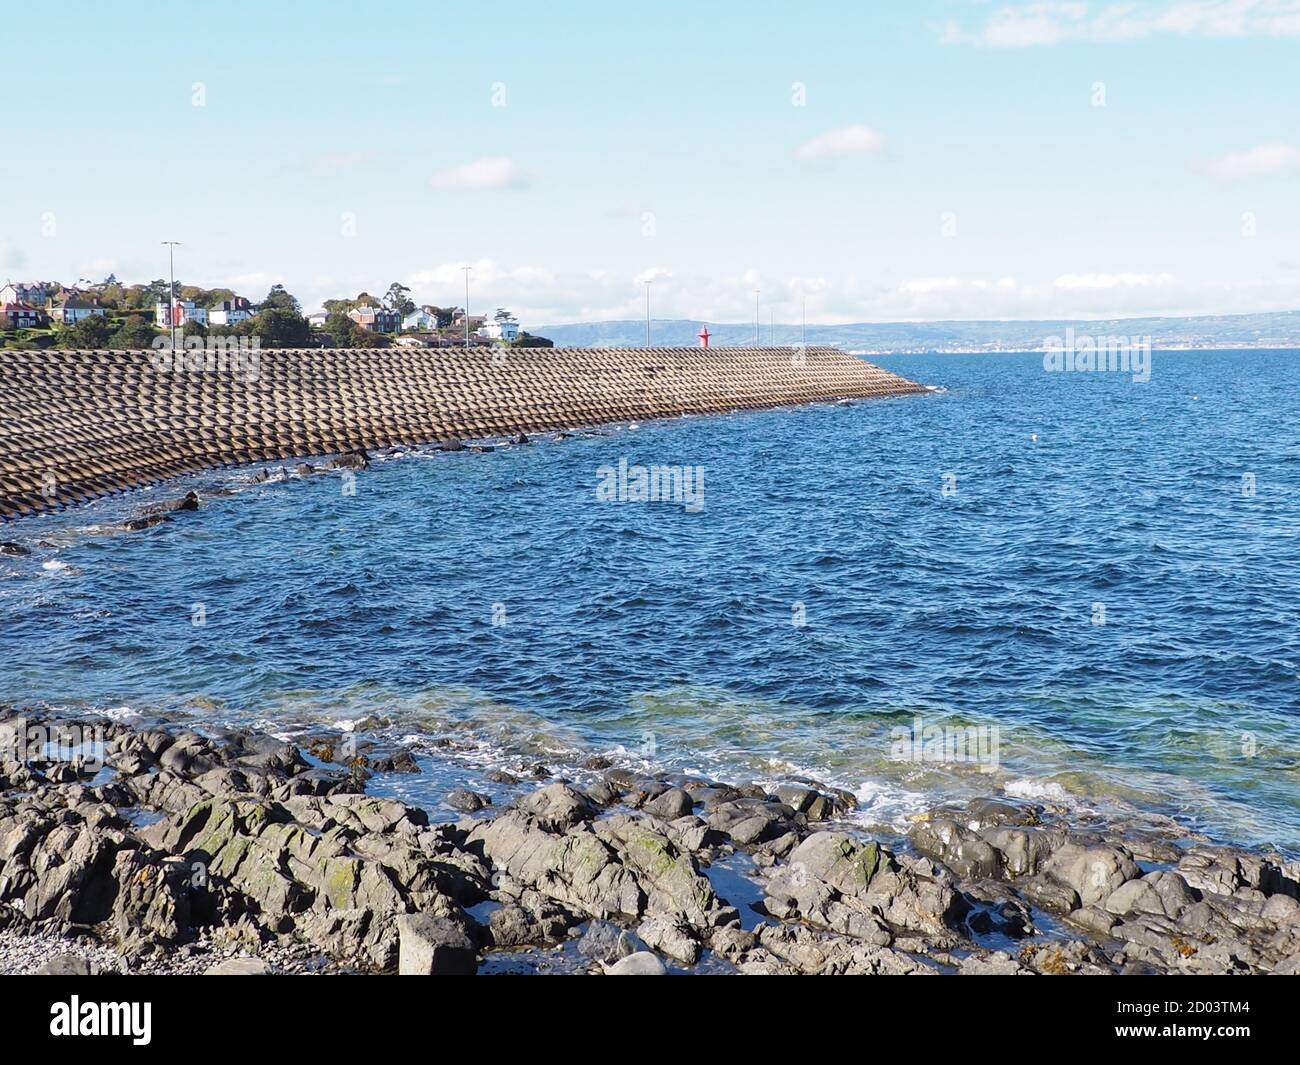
1, 0, 1298, 327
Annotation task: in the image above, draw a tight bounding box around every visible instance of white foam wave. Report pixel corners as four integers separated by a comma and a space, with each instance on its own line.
1003, 777, 1070, 803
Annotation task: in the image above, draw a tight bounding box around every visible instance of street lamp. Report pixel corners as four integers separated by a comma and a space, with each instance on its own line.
643, 279, 652, 346
461, 265, 472, 350
161, 241, 181, 354
753, 288, 761, 346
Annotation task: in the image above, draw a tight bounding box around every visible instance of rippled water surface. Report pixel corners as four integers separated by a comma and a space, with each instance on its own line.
2, 351, 1298, 852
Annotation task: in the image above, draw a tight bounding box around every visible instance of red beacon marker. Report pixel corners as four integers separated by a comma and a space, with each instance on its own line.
697, 325, 711, 349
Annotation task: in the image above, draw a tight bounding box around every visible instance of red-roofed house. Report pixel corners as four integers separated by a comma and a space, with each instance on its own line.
1, 302, 48, 329
347, 303, 400, 333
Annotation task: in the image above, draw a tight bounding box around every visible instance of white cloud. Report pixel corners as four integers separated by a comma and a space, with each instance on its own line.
1053, 272, 1176, 289
868, 272, 1300, 321
260, 263, 1300, 328
634, 266, 673, 285
793, 124, 886, 161
944, 1, 1300, 48
212, 271, 282, 298
430, 156, 532, 190
1202, 141, 1300, 180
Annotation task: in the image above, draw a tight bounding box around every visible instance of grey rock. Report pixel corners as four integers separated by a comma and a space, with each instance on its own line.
637, 914, 701, 965
643, 788, 694, 820
752, 923, 941, 975
764, 832, 959, 944
910, 817, 1002, 879
1042, 842, 1139, 907
782, 832, 885, 894
329, 450, 370, 470
204, 958, 271, 975
771, 785, 819, 813
142, 491, 200, 516
1065, 905, 1118, 936
576, 920, 640, 962
516, 783, 595, 831
958, 950, 1029, 975
964, 797, 1046, 829
706, 798, 794, 845
468, 813, 643, 921
487, 901, 571, 947
35, 953, 97, 976
1020, 873, 1081, 914
122, 514, 170, 531
978, 825, 1066, 878
396, 913, 478, 975
447, 788, 490, 813
603, 951, 667, 975
1263, 893, 1300, 927
665, 815, 713, 853
709, 926, 757, 958
1105, 871, 1196, 920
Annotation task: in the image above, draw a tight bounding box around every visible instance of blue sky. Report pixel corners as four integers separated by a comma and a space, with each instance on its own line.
2, 0, 1298, 326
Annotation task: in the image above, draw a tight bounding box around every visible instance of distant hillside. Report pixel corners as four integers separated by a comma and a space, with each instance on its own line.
535, 311, 1300, 351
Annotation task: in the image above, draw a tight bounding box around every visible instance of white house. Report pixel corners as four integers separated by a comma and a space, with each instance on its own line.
0, 281, 51, 306
401, 307, 441, 331
47, 293, 106, 325
481, 318, 519, 342
155, 299, 208, 328
208, 297, 254, 326
306, 311, 329, 329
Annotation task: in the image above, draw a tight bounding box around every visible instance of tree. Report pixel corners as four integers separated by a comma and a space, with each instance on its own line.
384, 282, 415, 317
109, 317, 157, 349
511, 332, 553, 348
57, 314, 113, 349
125, 282, 167, 309
260, 284, 301, 314
324, 310, 361, 347
252, 306, 310, 347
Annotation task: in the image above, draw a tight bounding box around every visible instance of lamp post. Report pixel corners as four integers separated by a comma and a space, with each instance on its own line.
643, 279, 652, 346
161, 241, 181, 354
461, 265, 472, 349
753, 288, 760, 345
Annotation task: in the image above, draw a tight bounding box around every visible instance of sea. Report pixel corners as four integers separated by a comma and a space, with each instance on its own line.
2, 350, 1297, 855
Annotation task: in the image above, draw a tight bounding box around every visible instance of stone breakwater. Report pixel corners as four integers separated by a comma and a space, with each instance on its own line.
2, 712, 1297, 975
0, 346, 924, 519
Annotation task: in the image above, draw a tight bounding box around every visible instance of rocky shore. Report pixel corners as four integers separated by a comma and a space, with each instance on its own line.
1, 711, 1297, 975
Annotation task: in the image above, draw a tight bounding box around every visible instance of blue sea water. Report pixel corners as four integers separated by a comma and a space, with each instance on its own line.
2, 350, 1297, 853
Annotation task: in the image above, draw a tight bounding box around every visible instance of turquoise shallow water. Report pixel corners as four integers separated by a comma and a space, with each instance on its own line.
1, 350, 1297, 852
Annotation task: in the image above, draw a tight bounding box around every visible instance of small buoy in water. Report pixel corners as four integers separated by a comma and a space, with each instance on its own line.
1030, 433, 1038, 443
1192, 395, 1200, 401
